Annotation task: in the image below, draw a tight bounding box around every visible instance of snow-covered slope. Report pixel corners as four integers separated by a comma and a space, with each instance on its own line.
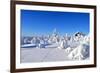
21, 30, 90, 62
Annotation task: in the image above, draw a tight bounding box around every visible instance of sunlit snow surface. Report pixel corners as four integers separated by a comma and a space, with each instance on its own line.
21, 32, 90, 63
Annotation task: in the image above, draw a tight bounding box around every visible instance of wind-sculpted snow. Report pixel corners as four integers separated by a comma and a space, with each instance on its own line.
21, 31, 90, 62
66, 43, 89, 60
66, 32, 89, 60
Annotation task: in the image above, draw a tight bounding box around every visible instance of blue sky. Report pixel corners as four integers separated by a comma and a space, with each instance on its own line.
21, 9, 90, 36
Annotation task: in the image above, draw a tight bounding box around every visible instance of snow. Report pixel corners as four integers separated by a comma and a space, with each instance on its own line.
21, 44, 36, 48
21, 47, 69, 63
67, 43, 89, 60
21, 30, 90, 63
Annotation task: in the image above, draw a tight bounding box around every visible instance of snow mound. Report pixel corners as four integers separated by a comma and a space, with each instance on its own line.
67, 42, 89, 60
65, 33, 90, 60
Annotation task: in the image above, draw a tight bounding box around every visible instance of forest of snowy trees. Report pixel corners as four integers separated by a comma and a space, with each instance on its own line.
21, 29, 90, 60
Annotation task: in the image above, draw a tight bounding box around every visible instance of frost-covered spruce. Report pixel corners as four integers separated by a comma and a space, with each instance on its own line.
65, 47, 73, 55
58, 37, 68, 49
73, 31, 85, 42
67, 42, 89, 60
